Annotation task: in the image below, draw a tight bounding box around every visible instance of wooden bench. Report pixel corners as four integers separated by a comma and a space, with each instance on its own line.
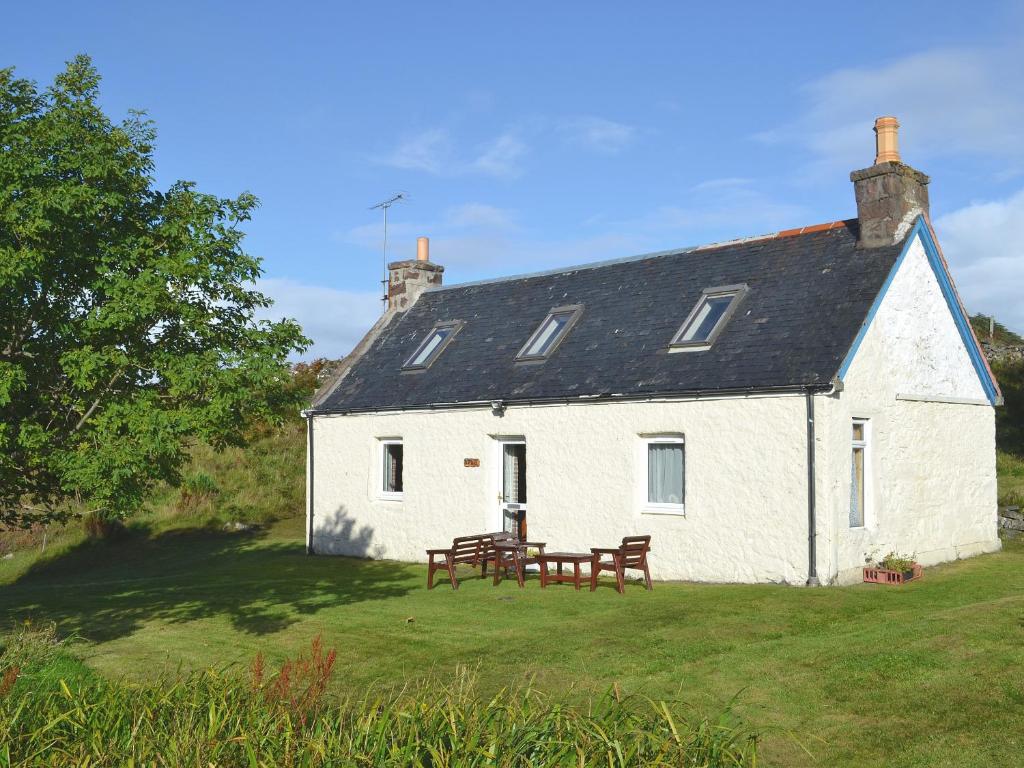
590, 535, 652, 594
426, 534, 497, 590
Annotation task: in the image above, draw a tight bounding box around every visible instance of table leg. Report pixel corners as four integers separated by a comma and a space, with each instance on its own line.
540, 560, 548, 588
573, 561, 581, 590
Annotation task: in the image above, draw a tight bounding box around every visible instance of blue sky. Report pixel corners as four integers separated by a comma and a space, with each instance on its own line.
6, 1, 1024, 356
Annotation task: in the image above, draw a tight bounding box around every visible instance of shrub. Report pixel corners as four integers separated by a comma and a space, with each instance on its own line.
0, 636, 761, 767
176, 471, 220, 514
81, 511, 126, 540
878, 551, 916, 572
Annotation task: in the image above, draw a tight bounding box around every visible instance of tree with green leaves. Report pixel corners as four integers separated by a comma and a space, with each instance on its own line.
1, 55, 309, 527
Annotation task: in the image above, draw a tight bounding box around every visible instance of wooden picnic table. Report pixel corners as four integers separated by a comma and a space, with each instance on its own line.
538, 552, 593, 591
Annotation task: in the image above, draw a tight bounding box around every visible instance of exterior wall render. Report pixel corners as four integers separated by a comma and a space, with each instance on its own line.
311, 393, 812, 584
821, 233, 999, 584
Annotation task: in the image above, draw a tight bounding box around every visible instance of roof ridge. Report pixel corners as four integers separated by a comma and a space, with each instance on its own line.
430, 219, 855, 292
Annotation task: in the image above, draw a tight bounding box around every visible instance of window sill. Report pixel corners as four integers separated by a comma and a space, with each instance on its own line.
668, 344, 711, 354
377, 493, 404, 502
641, 505, 685, 517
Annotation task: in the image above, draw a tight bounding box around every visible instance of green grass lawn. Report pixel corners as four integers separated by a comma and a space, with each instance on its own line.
2, 516, 1023, 767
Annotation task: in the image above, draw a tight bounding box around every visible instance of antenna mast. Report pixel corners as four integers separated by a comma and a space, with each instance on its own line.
369, 192, 407, 307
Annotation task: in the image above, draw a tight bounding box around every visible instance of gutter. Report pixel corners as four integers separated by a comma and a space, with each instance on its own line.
302, 409, 314, 555
805, 391, 820, 586
308, 382, 834, 417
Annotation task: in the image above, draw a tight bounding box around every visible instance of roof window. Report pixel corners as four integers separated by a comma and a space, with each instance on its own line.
516, 305, 582, 361
670, 285, 747, 350
403, 321, 462, 370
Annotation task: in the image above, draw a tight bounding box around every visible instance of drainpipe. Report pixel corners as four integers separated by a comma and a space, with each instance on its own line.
303, 410, 315, 555
805, 392, 820, 586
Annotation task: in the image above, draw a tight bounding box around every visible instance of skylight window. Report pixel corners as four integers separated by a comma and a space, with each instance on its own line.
670, 285, 747, 350
403, 321, 462, 370
516, 305, 582, 361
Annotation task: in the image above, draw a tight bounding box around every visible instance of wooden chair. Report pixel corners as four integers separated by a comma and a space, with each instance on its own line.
590, 535, 652, 594
426, 534, 495, 590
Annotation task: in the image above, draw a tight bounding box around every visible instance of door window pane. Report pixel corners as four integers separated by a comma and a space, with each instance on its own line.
648, 443, 684, 505
502, 444, 527, 503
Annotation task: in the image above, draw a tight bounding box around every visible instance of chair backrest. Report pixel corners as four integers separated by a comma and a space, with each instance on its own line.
619, 535, 651, 567
450, 534, 494, 564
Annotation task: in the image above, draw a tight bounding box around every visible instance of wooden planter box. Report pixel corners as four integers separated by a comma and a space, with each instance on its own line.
863, 563, 922, 585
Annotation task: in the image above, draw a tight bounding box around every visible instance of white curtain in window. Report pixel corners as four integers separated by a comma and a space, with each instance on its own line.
648, 443, 683, 504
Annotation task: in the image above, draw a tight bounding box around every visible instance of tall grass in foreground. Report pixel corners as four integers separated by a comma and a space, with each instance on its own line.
0, 629, 760, 768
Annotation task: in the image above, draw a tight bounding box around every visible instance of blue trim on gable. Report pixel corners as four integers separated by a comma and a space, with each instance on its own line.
836, 217, 999, 405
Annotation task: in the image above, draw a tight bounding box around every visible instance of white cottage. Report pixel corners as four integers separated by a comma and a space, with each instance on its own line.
304, 118, 1002, 585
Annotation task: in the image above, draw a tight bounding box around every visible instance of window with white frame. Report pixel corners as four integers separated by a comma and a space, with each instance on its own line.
850, 420, 868, 527
643, 436, 685, 513
380, 439, 404, 498
670, 285, 747, 350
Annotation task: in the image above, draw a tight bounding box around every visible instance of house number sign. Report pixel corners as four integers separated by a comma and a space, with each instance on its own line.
464, 458, 480, 468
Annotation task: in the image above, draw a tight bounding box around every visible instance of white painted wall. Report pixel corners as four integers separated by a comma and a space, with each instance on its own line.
311, 393, 812, 584
819, 233, 999, 584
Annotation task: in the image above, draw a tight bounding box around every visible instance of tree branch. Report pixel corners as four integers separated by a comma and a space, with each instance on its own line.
72, 368, 124, 433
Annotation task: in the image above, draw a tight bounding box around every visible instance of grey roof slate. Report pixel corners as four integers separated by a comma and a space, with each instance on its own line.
315, 220, 904, 413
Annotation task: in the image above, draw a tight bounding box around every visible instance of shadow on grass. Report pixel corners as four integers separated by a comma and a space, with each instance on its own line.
0, 510, 415, 642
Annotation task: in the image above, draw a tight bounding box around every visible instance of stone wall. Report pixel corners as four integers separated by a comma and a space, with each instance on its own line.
999, 506, 1023, 538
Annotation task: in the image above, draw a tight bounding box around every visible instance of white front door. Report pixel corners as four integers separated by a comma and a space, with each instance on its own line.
492, 439, 527, 538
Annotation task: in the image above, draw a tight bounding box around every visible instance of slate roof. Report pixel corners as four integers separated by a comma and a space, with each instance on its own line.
315, 220, 905, 413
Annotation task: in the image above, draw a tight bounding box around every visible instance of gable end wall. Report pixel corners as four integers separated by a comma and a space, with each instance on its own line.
821, 232, 999, 583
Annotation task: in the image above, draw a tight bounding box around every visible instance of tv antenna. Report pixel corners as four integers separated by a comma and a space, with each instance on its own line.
370, 192, 408, 306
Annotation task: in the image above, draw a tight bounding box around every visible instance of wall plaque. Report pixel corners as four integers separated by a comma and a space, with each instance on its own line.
464, 458, 481, 468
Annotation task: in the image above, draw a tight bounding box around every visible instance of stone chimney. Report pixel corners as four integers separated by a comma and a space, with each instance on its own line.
387, 236, 443, 312
850, 117, 930, 248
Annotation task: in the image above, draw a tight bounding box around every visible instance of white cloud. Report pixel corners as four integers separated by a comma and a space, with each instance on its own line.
607, 178, 807, 240
378, 128, 452, 174
934, 189, 1024, 335
758, 46, 1024, 176
256, 278, 382, 360
378, 128, 527, 179
444, 202, 515, 230
558, 116, 636, 154
471, 133, 527, 179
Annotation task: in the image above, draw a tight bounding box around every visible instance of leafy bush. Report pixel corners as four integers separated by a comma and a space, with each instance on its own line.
0, 635, 761, 767
878, 551, 916, 572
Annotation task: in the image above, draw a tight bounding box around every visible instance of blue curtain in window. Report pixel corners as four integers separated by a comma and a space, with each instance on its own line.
648, 444, 683, 504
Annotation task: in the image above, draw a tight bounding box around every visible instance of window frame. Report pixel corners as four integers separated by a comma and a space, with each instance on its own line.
639, 434, 686, 516
849, 418, 870, 529
669, 284, 748, 351
378, 438, 404, 501
402, 321, 464, 371
515, 304, 583, 362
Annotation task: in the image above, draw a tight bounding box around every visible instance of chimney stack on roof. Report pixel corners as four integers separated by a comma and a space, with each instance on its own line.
873, 116, 901, 164
387, 236, 443, 312
850, 116, 929, 249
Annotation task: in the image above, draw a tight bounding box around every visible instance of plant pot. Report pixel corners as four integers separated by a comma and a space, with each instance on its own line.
863, 562, 922, 585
